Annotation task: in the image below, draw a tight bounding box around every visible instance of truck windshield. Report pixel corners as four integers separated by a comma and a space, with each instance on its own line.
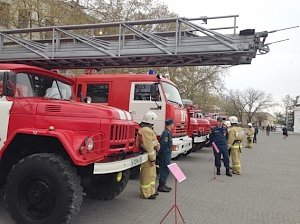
6, 71, 72, 100
161, 82, 183, 106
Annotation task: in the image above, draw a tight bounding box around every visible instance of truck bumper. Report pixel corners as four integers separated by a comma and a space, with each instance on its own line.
93, 153, 148, 174
193, 135, 207, 143
171, 136, 193, 158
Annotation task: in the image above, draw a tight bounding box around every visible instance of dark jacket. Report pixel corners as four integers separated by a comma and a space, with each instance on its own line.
159, 128, 173, 154
210, 125, 228, 148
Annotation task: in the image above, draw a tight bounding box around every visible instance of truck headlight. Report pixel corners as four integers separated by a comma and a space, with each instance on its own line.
85, 137, 94, 151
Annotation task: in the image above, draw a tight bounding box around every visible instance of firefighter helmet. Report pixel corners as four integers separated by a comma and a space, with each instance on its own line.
142, 111, 158, 125
229, 116, 239, 124
248, 123, 252, 127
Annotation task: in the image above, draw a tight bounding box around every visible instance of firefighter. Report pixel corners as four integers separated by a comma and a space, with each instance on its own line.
245, 123, 255, 148
139, 111, 159, 199
158, 119, 174, 193
224, 120, 232, 157
227, 116, 244, 175
210, 117, 232, 176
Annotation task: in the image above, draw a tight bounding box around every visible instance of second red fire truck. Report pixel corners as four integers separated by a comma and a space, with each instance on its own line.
73, 72, 193, 159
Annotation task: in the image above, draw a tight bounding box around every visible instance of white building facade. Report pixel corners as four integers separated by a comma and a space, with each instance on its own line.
294, 106, 300, 133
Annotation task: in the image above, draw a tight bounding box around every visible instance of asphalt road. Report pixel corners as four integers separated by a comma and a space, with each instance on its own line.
0, 131, 299, 224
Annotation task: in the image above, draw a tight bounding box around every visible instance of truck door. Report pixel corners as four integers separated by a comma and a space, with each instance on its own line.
0, 73, 13, 149
129, 82, 165, 135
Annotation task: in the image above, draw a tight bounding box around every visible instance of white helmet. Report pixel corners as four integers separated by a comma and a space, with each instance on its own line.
142, 111, 158, 125
224, 121, 231, 127
248, 123, 252, 127
229, 116, 239, 124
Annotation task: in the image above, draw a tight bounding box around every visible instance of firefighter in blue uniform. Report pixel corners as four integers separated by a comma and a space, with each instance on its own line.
210, 117, 232, 177
157, 119, 174, 192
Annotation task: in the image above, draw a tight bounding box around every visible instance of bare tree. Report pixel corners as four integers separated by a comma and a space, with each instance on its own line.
163, 66, 228, 112
222, 88, 273, 124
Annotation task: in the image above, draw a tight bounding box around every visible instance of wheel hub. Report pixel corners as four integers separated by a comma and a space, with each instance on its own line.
19, 177, 56, 219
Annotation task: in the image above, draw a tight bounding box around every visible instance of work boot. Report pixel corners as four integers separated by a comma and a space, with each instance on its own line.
157, 183, 171, 192
165, 184, 172, 191
147, 195, 156, 200
226, 169, 232, 177
154, 191, 159, 196
216, 168, 221, 175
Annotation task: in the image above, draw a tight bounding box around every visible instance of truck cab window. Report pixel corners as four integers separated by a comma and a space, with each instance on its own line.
7, 72, 34, 97
6, 72, 72, 100
134, 84, 161, 101
87, 83, 109, 103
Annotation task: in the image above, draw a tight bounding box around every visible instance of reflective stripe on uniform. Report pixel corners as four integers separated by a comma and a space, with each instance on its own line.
231, 145, 240, 149
140, 181, 155, 189
232, 164, 241, 168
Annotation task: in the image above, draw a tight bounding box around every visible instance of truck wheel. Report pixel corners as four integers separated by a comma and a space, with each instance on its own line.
85, 170, 130, 200
129, 166, 140, 179
183, 148, 193, 156
191, 143, 199, 152
5, 153, 83, 224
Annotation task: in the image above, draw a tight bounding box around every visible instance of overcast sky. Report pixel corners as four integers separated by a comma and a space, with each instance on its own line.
163, 0, 300, 112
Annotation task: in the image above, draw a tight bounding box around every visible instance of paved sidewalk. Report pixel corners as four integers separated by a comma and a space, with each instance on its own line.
0, 133, 299, 224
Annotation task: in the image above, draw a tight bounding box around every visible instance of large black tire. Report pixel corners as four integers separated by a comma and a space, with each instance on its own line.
129, 166, 140, 179
5, 153, 83, 224
183, 148, 193, 156
85, 169, 130, 200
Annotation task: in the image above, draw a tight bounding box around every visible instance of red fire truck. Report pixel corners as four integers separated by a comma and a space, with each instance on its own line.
0, 64, 147, 224
73, 73, 193, 159
183, 100, 211, 150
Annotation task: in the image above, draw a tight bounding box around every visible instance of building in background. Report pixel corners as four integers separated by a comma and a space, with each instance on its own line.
241, 112, 277, 127
294, 106, 300, 133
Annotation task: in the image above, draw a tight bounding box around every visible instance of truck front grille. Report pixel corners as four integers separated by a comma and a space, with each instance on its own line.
109, 124, 135, 149
175, 123, 187, 136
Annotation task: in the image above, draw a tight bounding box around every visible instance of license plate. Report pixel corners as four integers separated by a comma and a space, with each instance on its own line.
131, 156, 143, 167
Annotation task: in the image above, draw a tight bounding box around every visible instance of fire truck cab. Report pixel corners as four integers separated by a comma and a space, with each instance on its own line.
183, 100, 211, 150
0, 64, 147, 224
73, 73, 193, 159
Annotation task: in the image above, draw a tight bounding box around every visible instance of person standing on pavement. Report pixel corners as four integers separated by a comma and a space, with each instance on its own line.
139, 111, 159, 200
245, 123, 255, 148
228, 116, 244, 175
224, 120, 232, 157
210, 117, 232, 177
266, 125, 271, 136
253, 125, 259, 143
282, 126, 288, 139
157, 119, 174, 193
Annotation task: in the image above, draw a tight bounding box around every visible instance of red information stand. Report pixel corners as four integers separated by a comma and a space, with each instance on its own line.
160, 163, 186, 224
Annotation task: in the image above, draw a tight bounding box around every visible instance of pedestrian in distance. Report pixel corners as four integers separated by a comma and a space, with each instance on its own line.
253, 125, 259, 143
157, 119, 174, 193
266, 125, 271, 136
138, 111, 160, 200
282, 126, 288, 139
227, 116, 244, 175
210, 117, 232, 177
245, 123, 255, 148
